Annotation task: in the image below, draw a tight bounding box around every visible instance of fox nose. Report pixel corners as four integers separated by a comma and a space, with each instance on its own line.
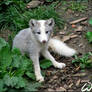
42, 40, 46, 43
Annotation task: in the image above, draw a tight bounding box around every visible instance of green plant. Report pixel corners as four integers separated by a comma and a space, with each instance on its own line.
0, 37, 52, 92
0, 0, 64, 32
72, 52, 92, 69
86, 32, 92, 43
86, 18, 92, 43
89, 18, 92, 25
67, 1, 87, 12
46, 0, 54, 2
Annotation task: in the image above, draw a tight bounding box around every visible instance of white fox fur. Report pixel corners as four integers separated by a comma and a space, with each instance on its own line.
13, 18, 76, 82
48, 38, 76, 57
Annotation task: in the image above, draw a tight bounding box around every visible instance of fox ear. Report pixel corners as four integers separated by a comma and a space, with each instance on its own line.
47, 18, 55, 27
29, 19, 37, 28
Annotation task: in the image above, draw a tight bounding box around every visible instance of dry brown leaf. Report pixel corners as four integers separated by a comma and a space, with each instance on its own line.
69, 83, 73, 88
70, 34, 78, 38
48, 88, 54, 91
62, 36, 71, 42
75, 66, 80, 71
56, 87, 66, 91
46, 71, 51, 76
81, 80, 89, 83
81, 21, 88, 26
72, 73, 86, 77
75, 26, 83, 32
76, 79, 81, 86
59, 31, 65, 35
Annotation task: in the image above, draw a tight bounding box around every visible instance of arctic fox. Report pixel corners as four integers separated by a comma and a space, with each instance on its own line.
13, 18, 76, 82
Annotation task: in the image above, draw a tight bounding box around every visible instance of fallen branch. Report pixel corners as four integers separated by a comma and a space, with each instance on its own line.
70, 17, 88, 24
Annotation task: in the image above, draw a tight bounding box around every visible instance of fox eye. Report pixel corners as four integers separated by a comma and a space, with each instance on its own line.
37, 32, 41, 34
46, 31, 49, 34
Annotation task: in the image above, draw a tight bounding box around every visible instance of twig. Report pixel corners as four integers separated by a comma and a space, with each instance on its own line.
70, 17, 88, 24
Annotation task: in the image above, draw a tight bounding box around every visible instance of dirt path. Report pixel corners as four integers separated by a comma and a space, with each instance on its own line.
40, 1, 92, 91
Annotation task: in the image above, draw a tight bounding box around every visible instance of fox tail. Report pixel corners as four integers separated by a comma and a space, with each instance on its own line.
48, 38, 76, 57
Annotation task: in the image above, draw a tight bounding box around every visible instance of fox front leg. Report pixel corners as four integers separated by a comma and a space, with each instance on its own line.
30, 54, 44, 82
42, 50, 66, 69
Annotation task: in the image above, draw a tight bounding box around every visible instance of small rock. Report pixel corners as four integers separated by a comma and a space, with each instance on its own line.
26, 0, 41, 9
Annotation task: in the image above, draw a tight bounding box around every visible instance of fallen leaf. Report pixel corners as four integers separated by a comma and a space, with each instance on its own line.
75, 26, 83, 32
56, 87, 66, 91
62, 36, 71, 42
81, 21, 88, 26
81, 80, 89, 83
59, 31, 65, 35
70, 34, 78, 38
48, 88, 54, 91
69, 83, 73, 88
46, 71, 51, 76
75, 66, 80, 71
72, 73, 86, 77
52, 75, 58, 80
76, 79, 81, 86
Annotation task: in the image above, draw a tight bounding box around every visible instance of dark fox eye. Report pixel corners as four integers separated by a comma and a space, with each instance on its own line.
37, 32, 41, 34
46, 31, 49, 34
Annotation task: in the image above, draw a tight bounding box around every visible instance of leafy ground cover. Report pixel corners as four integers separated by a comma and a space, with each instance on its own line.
0, 38, 52, 91
0, 0, 64, 32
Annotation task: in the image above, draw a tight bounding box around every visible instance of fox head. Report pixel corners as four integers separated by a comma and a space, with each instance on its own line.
29, 18, 54, 43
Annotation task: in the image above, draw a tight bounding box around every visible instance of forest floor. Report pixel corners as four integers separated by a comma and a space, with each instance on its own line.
39, 1, 92, 91
0, 1, 92, 92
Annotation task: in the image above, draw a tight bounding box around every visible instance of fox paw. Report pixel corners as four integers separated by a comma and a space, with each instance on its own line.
36, 76, 44, 82
54, 63, 66, 69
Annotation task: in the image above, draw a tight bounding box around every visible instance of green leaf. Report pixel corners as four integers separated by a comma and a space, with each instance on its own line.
46, 0, 53, 2
26, 71, 36, 80
86, 32, 92, 43
72, 60, 76, 63
12, 48, 21, 55
0, 46, 12, 70
12, 55, 21, 68
25, 82, 41, 91
15, 77, 26, 88
3, 74, 12, 86
40, 59, 52, 69
80, 63, 86, 69
0, 38, 8, 50
89, 18, 92, 25
0, 80, 6, 92
10, 76, 19, 87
